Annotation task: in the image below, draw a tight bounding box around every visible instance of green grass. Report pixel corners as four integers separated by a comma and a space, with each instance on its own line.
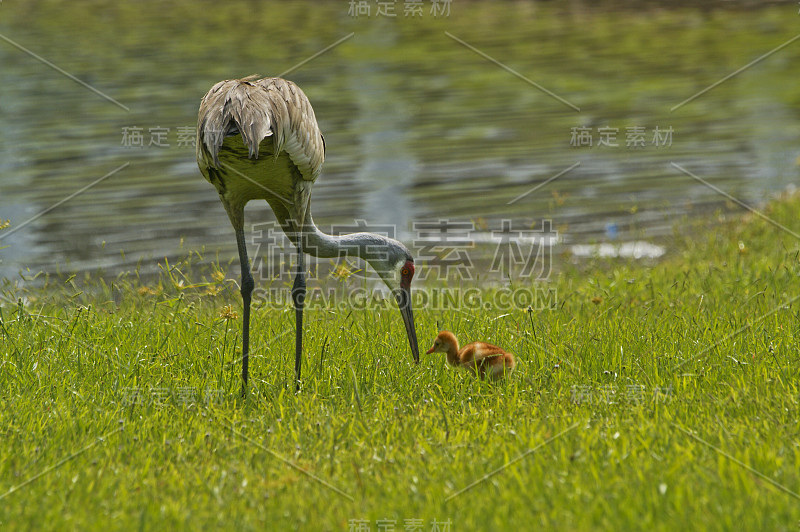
2, 195, 800, 531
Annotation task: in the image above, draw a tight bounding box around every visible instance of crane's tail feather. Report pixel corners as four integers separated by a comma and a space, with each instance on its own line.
196, 77, 323, 181
197, 79, 274, 166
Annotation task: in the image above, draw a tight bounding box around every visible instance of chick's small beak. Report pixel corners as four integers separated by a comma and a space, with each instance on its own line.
425, 345, 435, 355
395, 287, 419, 363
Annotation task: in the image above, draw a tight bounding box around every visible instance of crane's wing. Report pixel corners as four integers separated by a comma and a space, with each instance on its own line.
196, 77, 325, 183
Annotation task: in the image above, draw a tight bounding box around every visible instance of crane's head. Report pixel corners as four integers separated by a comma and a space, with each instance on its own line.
368, 239, 420, 364
425, 330, 458, 355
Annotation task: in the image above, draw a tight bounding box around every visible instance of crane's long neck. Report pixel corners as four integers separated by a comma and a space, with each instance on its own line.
298, 213, 400, 270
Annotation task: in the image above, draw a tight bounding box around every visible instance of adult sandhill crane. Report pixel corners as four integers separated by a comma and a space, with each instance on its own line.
196, 76, 419, 392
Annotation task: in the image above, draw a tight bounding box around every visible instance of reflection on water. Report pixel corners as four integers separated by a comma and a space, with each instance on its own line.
348, 28, 418, 230
571, 242, 665, 260
0, 1, 798, 281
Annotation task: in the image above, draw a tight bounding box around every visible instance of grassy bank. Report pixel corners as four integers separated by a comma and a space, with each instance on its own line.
1, 194, 799, 531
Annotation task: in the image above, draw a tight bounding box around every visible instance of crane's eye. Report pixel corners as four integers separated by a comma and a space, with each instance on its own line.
402, 268, 409, 276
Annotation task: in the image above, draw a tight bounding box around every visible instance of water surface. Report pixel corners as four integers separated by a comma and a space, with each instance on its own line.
0, 1, 798, 281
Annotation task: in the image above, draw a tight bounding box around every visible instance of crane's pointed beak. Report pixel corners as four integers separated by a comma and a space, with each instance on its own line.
395, 287, 419, 363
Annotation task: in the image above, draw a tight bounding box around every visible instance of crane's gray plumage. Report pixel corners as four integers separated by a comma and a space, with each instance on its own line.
196, 76, 419, 392
197, 76, 323, 230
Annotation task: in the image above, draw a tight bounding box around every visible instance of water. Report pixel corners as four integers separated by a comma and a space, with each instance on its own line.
0, 1, 798, 281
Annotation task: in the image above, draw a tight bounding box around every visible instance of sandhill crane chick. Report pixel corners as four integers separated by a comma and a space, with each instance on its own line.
425, 331, 516, 380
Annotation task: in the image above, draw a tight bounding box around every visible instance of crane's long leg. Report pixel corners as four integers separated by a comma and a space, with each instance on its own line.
235, 227, 255, 395
292, 238, 305, 392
